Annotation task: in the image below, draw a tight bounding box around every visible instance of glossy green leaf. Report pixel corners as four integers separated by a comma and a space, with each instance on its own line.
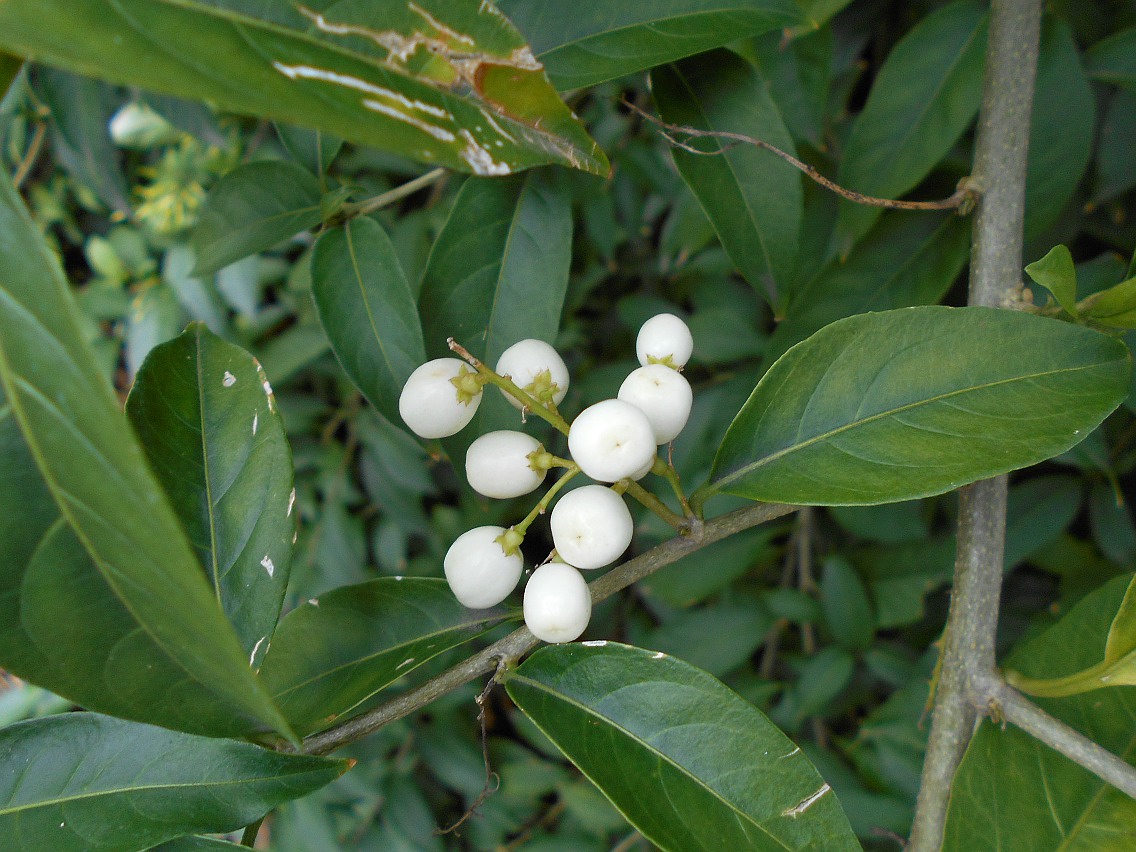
1086, 28, 1136, 90
151, 838, 244, 851
1082, 277, 1136, 329
652, 50, 800, 312
1025, 244, 1078, 314
30, 67, 129, 214
126, 325, 294, 662
0, 52, 20, 98
944, 575, 1136, 850
1091, 89, 1136, 204
835, 1, 987, 251
1024, 17, 1095, 239
311, 217, 426, 427
258, 578, 511, 735
505, 642, 859, 851
0, 1, 607, 177
0, 713, 348, 852
190, 161, 323, 277
765, 212, 970, 365
499, 0, 800, 90
0, 169, 291, 740
709, 307, 1130, 506
1105, 576, 1136, 663
418, 170, 571, 460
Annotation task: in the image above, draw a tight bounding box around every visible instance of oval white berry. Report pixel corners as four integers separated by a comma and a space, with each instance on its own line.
444, 526, 524, 609
466, 431, 546, 499
550, 485, 633, 570
568, 398, 656, 483
618, 364, 693, 444
399, 358, 482, 439
523, 561, 592, 643
495, 339, 570, 410
636, 313, 693, 369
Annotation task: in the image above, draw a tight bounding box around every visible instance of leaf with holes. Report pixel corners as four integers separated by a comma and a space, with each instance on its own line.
498, 0, 800, 90
126, 325, 294, 665
709, 307, 1130, 506
0, 169, 291, 740
0, 0, 607, 176
311, 217, 426, 427
0, 713, 348, 852
258, 578, 512, 735
505, 642, 859, 851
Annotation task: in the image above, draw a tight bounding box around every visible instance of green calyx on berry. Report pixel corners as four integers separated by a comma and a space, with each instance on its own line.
450, 364, 487, 404
495, 526, 525, 557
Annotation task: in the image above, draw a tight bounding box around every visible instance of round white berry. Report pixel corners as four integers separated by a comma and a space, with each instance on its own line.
550, 485, 633, 570
466, 431, 546, 499
618, 364, 693, 444
636, 313, 693, 369
444, 526, 524, 609
495, 339, 570, 410
523, 561, 592, 643
568, 398, 656, 483
399, 358, 482, 439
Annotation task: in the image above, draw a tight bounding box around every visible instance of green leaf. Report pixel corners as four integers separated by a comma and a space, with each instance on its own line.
0, 169, 291, 740
709, 306, 1130, 506
418, 170, 571, 461
498, 0, 800, 90
0, 52, 20, 99
275, 123, 343, 178
1086, 28, 1136, 91
258, 578, 511, 736
151, 839, 244, 851
1024, 17, 1095, 239
835, 1, 987, 251
311, 217, 426, 427
652, 50, 801, 312
944, 575, 1136, 849
189, 161, 323, 277
0, 713, 348, 852
820, 556, 875, 651
505, 642, 859, 851
1091, 90, 1136, 205
126, 325, 294, 662
1025, 244, 1078, 315
1105, 576, 1136, 664
30, 67, 130, 214
0, 1, 607, 177
1082, 277, 1136, 329
765, 212, 971, 365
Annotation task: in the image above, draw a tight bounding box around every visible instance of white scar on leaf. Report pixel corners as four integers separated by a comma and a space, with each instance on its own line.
781, 783, 831, 818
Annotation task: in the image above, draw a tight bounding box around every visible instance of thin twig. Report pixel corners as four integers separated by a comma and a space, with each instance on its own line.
974, 673, 1136, 800
622, 98, 975, 213
435, 668, 503, 835
12, 120, 45, 189
299, 501, 797, 756
342, 167, 447, 220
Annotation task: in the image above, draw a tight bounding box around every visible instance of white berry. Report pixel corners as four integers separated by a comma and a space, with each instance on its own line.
523, 561, 592, 643
568, 398, 656, 483
618, 364, 693, 444
636, 313, 693, 369
466, 431, 546, 499
495, 339, 570, 410
399, 358, 482, 439
550, 485, 633, 570
444, 526, 524, 609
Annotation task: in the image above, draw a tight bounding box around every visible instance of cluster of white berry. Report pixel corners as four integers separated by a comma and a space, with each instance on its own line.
398, 314, 694, 644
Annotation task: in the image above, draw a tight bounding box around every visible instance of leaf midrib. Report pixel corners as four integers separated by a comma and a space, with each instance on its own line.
713, 359, 1110, 491
0, 768, 328, 816
508, 671, 794, 851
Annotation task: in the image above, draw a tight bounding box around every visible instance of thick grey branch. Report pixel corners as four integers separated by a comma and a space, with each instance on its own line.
908, 1, 1044, 849
301, 500, 796, 756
